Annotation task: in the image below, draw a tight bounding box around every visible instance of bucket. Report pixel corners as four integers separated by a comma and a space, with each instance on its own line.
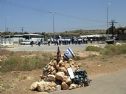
64, 48, 75, 60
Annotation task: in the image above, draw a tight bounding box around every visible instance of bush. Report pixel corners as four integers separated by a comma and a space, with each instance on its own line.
85, 46, 102, 52
0, 52, 53, 72
85, 44, 126, 56
101, 44, 126, 55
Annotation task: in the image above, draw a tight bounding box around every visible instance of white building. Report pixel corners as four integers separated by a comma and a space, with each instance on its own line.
0, 33, 44, 45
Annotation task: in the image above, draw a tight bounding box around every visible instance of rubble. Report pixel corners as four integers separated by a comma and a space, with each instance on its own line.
30, 81, 39, 91
47, 75, 55, 81
55, 72, 65, 81
30, 80, 56, 92
30, 58, 87, 92
56, 85, 61, 91
30, 47, 90, 92
69, 84, 78, 90
61, 82, 69, 90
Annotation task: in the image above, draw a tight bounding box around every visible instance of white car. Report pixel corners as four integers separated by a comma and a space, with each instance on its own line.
20, 40, 31, 45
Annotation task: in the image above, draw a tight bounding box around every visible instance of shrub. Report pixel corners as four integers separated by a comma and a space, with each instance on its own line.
0, 52, 53, 72
85, 46, 102, 52
101, 44, 126, 55
85, 44, 126, 56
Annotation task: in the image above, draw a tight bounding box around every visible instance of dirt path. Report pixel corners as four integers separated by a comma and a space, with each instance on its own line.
2, 69, 126, 94
51, 69, 126, 94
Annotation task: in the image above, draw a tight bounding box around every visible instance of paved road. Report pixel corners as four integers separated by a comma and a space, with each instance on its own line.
6, 44, 105, 52
51, 69, 126, 94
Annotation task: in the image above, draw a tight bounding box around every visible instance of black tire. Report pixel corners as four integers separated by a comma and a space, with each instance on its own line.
84, 78, 89, 87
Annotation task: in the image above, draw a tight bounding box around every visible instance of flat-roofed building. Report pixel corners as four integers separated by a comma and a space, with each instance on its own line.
0, 33, 44, 45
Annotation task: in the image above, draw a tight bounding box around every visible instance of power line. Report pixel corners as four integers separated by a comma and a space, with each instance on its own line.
2, 0, 106, 24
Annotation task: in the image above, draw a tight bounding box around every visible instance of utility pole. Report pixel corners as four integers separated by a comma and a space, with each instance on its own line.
107, 5, 109, 29
52, 12, 55, 40
109, 20, 118, 36
106, 2, 111, 34
49, 12, 56, 40
21, 27, 24, 33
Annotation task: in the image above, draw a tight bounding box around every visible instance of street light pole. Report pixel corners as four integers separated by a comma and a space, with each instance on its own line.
50, 12, 56, 40
106, 2, 111, 35
53, 13, 55, 39
107, 2, 111, 28
21, 27, 24, 33
107, 6, 109, 29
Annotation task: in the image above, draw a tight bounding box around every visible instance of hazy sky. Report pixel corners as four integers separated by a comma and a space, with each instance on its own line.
0, 0, 126, 32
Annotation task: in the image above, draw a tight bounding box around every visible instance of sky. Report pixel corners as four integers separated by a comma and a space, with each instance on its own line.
0, 0, 126, 32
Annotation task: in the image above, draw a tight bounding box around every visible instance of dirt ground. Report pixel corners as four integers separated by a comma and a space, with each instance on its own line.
0, 53, 126, 94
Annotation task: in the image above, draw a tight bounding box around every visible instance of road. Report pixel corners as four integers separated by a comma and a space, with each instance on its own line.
51, 69, 126, 94
5, 44, 105, 52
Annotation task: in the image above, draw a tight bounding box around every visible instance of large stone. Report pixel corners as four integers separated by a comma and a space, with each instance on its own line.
61, 63, 65, 67
47, 75, 55, 81
48, 66, 54, 72
65, 63, 70, 68
56, 85, 61, 91
63, 76, 67, 81
49, 87, 56, 92
47, 65, 51, 70
49, 60, 56, 66
37, 80, 56, 92
49, 82, 57, 87
61, 82, 69, 90
69, 84, 78, 90
55, 72, 65, 81
58, 67, 67, 73
63, 76, 72, 85
50, 66, 55, 72
30, 81, 39, 90
55, 64, 60, 70
37, 84, 44, 92
37, 81, 45, 92
45, 82, 55, 92
58, 60, 66, 67
44, 86, 52, 92
51, 69, 57, 75
59, 60, 63, 64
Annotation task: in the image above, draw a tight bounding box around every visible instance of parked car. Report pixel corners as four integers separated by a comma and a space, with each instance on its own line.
20, 40, 31, 45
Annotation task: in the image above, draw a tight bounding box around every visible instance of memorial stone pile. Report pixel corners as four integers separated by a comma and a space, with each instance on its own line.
30, 47, 85, 92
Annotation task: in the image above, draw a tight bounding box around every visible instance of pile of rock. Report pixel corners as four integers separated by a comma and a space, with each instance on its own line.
0, 56, 7, 62
30, 58, 81, 92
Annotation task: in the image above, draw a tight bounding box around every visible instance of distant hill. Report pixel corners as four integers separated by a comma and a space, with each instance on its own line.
48, 29, 106, 38
0, 29, 106, 39
65, 29, 106, 35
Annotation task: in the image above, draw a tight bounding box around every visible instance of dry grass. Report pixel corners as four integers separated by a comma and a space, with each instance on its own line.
85, 44, 126, 55
101, 44, 126, 55
79, 54, 126, 77
0, 50, 54, 72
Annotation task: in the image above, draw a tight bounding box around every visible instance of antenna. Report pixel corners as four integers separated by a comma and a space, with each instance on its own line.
109, 20, 118, 26
109, 20, 118, 36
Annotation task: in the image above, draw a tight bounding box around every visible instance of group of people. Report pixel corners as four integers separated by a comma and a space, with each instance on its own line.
29, 37, 102, 46
47, 38, 94, 46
